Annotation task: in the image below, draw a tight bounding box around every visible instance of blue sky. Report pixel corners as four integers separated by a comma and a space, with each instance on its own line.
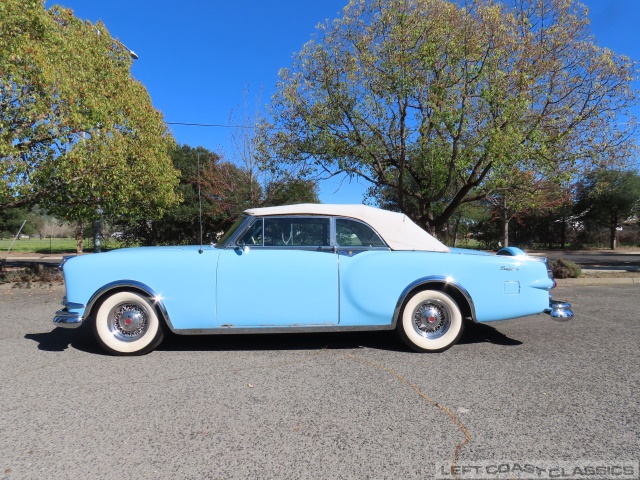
51, 0, 640, 204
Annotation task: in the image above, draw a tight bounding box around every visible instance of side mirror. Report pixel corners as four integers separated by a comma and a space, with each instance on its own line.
235, 242, 250, 255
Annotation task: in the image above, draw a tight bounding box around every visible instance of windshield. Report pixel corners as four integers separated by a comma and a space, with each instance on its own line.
215, 214, 249, 248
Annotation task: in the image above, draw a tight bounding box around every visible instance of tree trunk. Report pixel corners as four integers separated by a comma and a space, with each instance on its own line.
610, 222, 617, 250
452, 216, 460, 247
93, 219, 102, 253
76, 223, 83, 254
501, 197, 509, 247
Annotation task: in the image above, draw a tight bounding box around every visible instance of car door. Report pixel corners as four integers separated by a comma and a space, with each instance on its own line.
216, 216, 339, 327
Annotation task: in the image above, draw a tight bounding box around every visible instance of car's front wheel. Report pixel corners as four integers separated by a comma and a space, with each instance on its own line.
397, 289, 464, 352
94, 291, 164, 355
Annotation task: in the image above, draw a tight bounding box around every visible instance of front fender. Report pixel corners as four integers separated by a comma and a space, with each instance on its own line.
82, 280, 174, 331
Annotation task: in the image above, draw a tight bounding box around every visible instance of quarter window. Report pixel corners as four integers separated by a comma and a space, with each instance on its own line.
336, 218, 386, 247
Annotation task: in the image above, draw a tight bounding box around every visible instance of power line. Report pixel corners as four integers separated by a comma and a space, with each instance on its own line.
166, 121, 254, 129
166, 119, 636, 130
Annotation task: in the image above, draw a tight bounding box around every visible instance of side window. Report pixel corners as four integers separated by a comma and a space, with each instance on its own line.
237, 219, 264, 245
264, 217, 330, 247
336, 218, 386, 247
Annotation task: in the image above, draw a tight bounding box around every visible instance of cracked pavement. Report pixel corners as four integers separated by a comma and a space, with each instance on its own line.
0, 284, 638, 479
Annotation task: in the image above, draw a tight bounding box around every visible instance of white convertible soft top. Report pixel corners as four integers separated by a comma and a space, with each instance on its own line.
244, 204, 450, 253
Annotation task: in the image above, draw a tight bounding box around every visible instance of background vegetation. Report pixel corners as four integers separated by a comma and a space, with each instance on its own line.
1, 0, 639, 254
261, 0, 638, 244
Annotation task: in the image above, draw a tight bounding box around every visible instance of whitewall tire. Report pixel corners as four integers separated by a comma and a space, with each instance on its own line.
397, 289, 464, 352
94, 290, 164, 355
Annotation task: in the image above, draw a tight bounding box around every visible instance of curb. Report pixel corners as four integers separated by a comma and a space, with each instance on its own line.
555, 277, 640, 286
2, 256, 64, 261
0, 282, 64, 291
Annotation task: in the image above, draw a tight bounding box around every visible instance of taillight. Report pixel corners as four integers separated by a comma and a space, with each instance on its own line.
544, 258, 556, 288
544, 258, 553, 278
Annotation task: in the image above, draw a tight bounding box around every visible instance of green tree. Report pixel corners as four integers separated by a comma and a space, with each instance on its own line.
263, 176, 319, 206
111, 145, 221, 246
261, 0, 637, 236
0, 207, 31, 238
575, 169, 640, 249
198, 152, 261, 234
199, 155, 319, 227
1, 1, 179, 251
0, 205, 68, 240
113, 145, 320, 246
486, 171, 569, 247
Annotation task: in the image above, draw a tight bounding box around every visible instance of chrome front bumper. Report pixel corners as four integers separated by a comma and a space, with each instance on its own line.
545, 299, 573, 320
53, 299, 85, 328
53, 309, 84, 328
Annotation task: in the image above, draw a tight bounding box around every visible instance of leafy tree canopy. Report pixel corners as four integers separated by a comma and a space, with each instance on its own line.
0, 206, 32, 237
112, 145, 224, 246
0, 1, 180, 221
114, 145, 319, 246
261, 0, 637, 234
575, 169, 640, 249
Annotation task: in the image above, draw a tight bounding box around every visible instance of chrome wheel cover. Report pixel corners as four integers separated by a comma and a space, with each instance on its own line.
107, 302, 149, 342
412, 299, 451, 339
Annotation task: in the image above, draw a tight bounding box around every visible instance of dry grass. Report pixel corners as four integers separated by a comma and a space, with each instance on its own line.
0, 262, 63, 285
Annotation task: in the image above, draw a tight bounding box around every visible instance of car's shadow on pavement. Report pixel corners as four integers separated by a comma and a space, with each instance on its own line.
158, 330, 408, 353
459, 321, 523, 346
25, 325, 103, 355
25, 321, 521, 355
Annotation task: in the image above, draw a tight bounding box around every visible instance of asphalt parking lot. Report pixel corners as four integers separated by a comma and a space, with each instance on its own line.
0, 284, 638, 480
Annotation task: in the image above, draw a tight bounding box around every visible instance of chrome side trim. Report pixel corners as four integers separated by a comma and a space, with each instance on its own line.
83, 280, 174, 331
337, 247, 391, 257
391, 276, 477, 328
170, 324, 395, 336
53, 309, 84, 328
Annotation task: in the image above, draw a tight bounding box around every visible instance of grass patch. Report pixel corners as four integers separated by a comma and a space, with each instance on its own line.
449, 238, 483, 249
0, 238, 92, 254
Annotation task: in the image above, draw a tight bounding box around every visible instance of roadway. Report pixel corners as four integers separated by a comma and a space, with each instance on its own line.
0, 284, 638, 479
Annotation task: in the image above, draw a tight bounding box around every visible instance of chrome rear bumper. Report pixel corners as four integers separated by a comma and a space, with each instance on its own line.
545, 300, 573, 320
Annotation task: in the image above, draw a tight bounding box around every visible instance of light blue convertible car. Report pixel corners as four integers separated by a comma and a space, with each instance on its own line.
53, 204, 572, 355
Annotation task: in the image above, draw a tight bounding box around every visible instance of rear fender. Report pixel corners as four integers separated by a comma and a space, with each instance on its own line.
392, 276, 477, 328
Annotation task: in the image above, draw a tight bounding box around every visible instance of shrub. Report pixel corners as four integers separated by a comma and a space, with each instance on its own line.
0, 262, 62, 284
551, 258, 582, 279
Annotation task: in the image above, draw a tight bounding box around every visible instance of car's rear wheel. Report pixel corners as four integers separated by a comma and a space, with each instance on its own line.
397, 289, 464, 352
94, 291, 164, 355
